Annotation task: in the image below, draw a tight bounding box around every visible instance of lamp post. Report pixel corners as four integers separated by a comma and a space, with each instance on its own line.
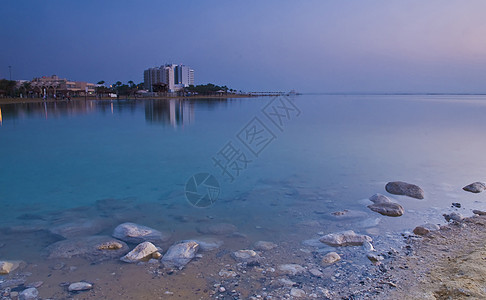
8, 66, 12, 81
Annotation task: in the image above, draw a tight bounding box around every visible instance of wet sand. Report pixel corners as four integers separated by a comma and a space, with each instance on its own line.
382, 214, 486, 300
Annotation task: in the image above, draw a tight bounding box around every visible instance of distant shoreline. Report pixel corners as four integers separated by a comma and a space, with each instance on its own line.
0, 94, 261, 105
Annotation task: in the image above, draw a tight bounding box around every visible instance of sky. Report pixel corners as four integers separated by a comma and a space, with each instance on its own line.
1, 0, 486, 93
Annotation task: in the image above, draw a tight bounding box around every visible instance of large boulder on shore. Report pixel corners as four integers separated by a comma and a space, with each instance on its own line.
319, 230, 372, 247
463, 182, 486, 193
368, 193, 404, 217
385, 181, 424, 199
112, 222, 171, 244
45, 235, 129, 261
161, 241, 199, 269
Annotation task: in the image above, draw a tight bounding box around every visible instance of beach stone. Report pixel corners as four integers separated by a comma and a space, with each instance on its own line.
113, 222, 171, 244
26, 281, 44, 288
473, 210, 486, 216
368, 194, 404, 217
231, 250, 262, 264
19, 288, 38, 300
254, 241, 277, 251
0, 260, 22, 275
219, 269, 238, 278
302, 238, 331, 248
290, 288, 306, 298
367, 253, 384, 263
309, 268, 324, 277
0, 278, 26, 289
152, 251, 162, 259
385, 181, 425, 199
443, 212, 464, 222
319, 230, 372, 247
329, 209, 368, 220
321, 252, 341, 265
278, 278, 297, 287
463, 182, 486, 193
49, 218, 106, 238
198, 223, 237, 235
413, 223, 440, 236
97, 240, 124, 250
68, 281, 93, 292
277, 264, 306, 275
46, 235, 129, 261
120, 241, 158, 263
161, 241, 199, 269
363, 241, 375, 252
181, 237, 223, 251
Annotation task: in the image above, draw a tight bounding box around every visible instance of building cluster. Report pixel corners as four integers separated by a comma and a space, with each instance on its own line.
143, 64, 194, 93
23, 75, 96, 97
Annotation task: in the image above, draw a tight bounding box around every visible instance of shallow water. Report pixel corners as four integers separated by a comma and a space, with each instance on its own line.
1, 95, 486, 298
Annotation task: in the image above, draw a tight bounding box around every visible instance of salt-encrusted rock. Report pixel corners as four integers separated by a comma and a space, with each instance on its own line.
443, 212, 464, 222
368, 193, 404, 217
473, 210, 486, 216
120, 242, 158, 263
277, 264, 306, 275
319, 230, 372, 247
45, 235, 129, 261
49, 218, 106, 238
385, 181, 425, 199
290, 288, 306, 298
367, 253, 384, 263
413, 223, 440, 235
180, 237, 223, 251
68, 281, 93, 292
321, 252, 341, 265
161, 241, 199, 269
363, 241, 375, 252
463, 182, 486, 193
0, 260, 23, 275
219, 269, 238, 278
254, 241, 277, 251
19, 287, 38, 300
231, 250, 262, 264
113, 222, 171, 244
198, 223, 237, 235
308, 268, 324, 277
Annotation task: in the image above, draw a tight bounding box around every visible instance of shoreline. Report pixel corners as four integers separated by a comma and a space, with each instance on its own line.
0, 94, 260, 105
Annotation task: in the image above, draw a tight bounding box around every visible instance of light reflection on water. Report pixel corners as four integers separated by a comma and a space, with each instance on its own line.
1, 95, 486, 259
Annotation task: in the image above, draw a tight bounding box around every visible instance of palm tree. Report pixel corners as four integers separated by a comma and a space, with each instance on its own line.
97, 80, 105, 85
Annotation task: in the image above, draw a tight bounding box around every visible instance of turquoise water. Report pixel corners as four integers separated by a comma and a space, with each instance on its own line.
1, 95, 486, 253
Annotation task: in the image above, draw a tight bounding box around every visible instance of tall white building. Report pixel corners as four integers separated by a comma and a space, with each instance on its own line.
143, 64, 194, 92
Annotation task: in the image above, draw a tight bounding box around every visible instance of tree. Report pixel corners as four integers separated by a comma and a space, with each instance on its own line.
128, 80, 135, 88
97, 80, 105, 85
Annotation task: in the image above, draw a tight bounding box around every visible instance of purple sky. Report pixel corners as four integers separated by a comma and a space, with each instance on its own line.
1, 0, 486, 93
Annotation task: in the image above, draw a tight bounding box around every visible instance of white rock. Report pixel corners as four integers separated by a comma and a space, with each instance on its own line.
254, 241, 277, 251
319, 230, 372, 247
290, 288, 306, 298
120, 242, 158, 263
181, 237, 223, 251
113, 222, 171, 244
277, 264, 306, 275
68, 281, 93, 292
161, 241, 199, 269
19, 288, 38, 300
321, 252, 341, 265
231, 250, 262, 264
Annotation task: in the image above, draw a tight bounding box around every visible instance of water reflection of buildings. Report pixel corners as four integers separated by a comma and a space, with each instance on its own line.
145, 99, 194, 128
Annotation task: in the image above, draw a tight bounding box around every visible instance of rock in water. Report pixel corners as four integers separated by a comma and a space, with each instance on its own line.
198, 223, 237, 235
319, 230, 372, 247
180, 237, 223, 251
113, 222, 171, 244
231, 250, 262, 264
368, 193, 404, 217
68, 282, 93, 292
385, 181, 424, 199
443, 212, 464, 222
277, 264, 306, 275
254, 241, 277, 251
161, 241, 199, 269
19, 288, 38, 300
45, 235, 129, 261
321, 252, 341, 265
473, 210, 486, 216
463, 182, 486, 193
120, 242, 158, 263
0, 260, 22, 275
413, 223, 440, 235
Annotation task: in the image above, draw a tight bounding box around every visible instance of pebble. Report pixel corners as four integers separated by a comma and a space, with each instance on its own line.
231, 250, 262, 264
277, 264, 306, 275
219, 287, 226, 293
413, 223, 440, 235
68, 281, 93, 292
19, 288, 38, 300
473, 210, 486, 216
319, 230, 372, 247
0, 261, 22, 275
443, 212, 464, 222
463, 182, 486, 193
367, 253, 384, 263
120, 241, 158, 263
290, 288, 306, 298
321, 252, 341, 265
368, 194, 404, 217
254, 241, 277, 251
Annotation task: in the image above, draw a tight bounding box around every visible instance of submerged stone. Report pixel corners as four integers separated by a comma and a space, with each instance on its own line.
161, 241, 199, 269
385, 181, 425, 199
120, 241, 158, 263
413, 223, 440, 235
319, 230, 372, 247
231, 250, 262, 264
49, 218, 107, 238
0, 260, 23, 275
45, 235, 129, 261
112, 222, 171, 244
254, 241, 277, 251
277, 264, 306, 275
181, 236, 223, 251
320, 252, 341, 265
463, 182, 486, 193
368, 193, 404, 217
68, 281, 93, 292
19, 287, 38, 300
198, 223, 237, 235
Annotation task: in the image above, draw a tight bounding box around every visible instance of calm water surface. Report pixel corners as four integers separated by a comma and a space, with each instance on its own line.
1, 95, 486, 296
